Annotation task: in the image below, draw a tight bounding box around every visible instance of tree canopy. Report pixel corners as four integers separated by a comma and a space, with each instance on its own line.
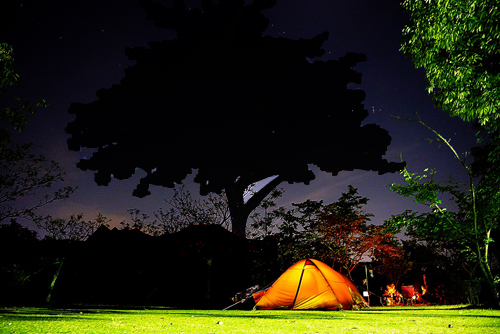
400, 0, 500, 128
276, 186, 401, 277
0, 142, 76, 225
67, 0, 403, 236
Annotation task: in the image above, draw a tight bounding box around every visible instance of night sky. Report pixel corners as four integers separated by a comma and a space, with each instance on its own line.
1, 0, 479, 234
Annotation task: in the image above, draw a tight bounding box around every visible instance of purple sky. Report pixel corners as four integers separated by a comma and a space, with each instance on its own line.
2, 0, 479, 234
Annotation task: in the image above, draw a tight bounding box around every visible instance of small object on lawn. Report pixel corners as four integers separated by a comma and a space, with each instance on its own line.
217, 321, 223, 325
449, 324, 453, 328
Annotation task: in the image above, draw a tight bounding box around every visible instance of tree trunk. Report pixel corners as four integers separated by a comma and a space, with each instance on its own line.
478, 251, 500, 308
46, 257, 64, 304
230, 210, 250, 239
226, 175, 283, 238
205, 257, 212, 301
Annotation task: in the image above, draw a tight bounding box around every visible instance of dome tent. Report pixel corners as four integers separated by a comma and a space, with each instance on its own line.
253, 258, 367, 310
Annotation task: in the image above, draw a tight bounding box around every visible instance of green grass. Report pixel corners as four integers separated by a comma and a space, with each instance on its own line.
0, 305, 499, 333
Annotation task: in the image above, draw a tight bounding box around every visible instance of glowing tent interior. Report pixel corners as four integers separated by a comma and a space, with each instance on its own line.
253, 258, 367, 310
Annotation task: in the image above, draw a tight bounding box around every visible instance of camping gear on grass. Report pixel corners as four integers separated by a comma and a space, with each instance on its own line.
253, 258, 367, 310
223, 285, 263, 310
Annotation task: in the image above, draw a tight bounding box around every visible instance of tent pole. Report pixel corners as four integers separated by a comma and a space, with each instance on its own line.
222, 300, 243, 311
291, 260, 308, 309
365, 265, 370, 306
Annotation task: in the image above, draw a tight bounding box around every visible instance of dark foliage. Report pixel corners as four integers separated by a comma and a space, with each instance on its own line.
0, 43, 48, 149
0, 221, 72, 306
66, 0, 403, 237
0, 224, 277, 308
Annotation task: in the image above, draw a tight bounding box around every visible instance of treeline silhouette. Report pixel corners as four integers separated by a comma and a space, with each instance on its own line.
0, 223, 276, 308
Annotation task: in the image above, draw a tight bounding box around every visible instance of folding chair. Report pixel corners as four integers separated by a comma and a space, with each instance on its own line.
401, 285, 415, 305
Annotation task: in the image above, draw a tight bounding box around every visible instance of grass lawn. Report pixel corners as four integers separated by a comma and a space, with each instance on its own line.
0, 305, 499, 333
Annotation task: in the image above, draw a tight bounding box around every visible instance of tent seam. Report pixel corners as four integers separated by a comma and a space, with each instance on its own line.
291, 259, 308, 309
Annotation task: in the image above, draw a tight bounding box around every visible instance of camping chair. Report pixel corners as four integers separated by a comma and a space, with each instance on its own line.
401, 286, 415, 305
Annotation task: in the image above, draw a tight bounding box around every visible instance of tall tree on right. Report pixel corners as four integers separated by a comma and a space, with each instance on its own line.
400, 0, 500, 307
400, 0, 500, 128
385, 116, 499, 307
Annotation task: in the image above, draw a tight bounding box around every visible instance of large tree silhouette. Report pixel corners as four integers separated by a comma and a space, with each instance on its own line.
66, 0, 403, 237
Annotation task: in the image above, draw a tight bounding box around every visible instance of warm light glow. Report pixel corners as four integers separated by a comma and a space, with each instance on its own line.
383, 284, 403, 306
382, 279, 430, 306
384, 284, 397, 296
422, 275, 428, 295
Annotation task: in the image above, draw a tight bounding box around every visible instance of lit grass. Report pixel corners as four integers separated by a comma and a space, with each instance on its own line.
1, 305, 499, 333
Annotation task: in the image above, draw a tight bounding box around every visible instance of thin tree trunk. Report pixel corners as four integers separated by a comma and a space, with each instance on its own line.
205, 257, 212, 301
46, 257, 64, 304
477, 246, 499, 308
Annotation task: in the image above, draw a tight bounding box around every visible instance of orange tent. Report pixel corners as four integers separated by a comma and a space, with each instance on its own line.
253, 258, 367, 310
